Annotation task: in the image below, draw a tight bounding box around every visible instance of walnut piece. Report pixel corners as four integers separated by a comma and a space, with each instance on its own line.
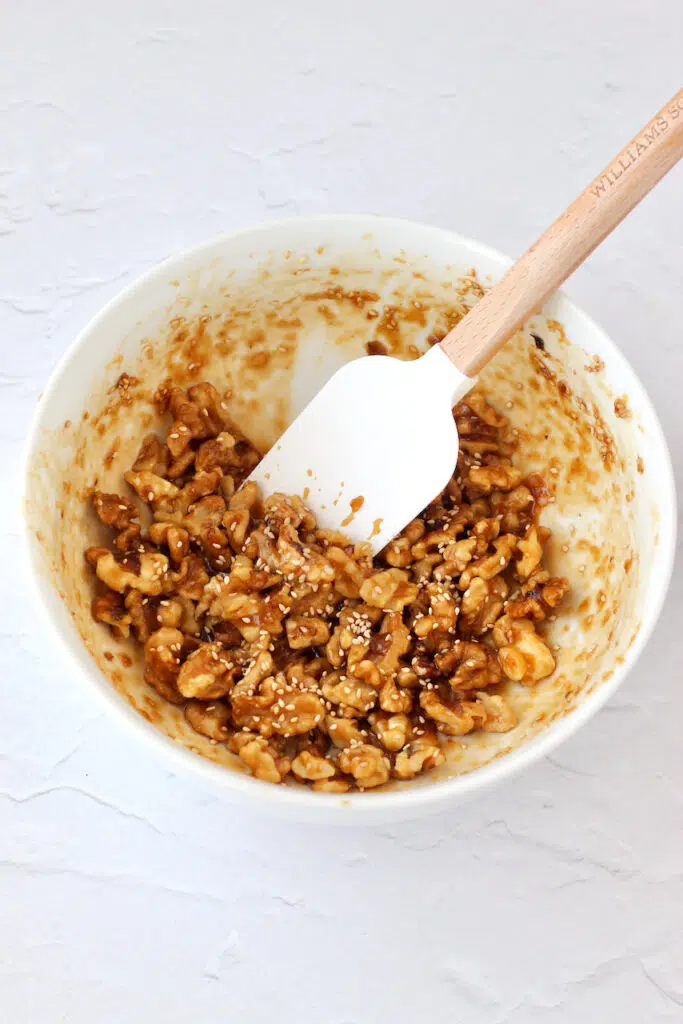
144, 627, 185, 704
419, 690, 487, 736
177, 642, 234, 699
232, 734, 290, 784
90, 549, 169, 596
493, 615, 556, 683
291, 751, 336, 782
394, 736, 445, 779
286, 615, 331, 650
360, 569, 418, 611
338, 744, 390, 789
185, 700, 231, 741
369, 711, 411, 752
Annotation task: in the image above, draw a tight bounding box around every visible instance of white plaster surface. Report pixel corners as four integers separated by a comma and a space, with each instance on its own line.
2, 2, 683, 1020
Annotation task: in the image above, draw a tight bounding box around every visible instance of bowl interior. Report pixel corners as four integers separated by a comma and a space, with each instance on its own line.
24, 216, 675, 814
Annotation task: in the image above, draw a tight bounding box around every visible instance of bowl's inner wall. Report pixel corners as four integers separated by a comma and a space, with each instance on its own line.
26, 225, 656, 789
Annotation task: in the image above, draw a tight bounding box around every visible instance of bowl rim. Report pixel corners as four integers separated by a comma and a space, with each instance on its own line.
22, 212, 678, 819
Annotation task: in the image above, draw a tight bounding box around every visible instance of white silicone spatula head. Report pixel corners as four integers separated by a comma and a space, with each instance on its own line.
250, 88, 683, 552
249, 346, 472, 553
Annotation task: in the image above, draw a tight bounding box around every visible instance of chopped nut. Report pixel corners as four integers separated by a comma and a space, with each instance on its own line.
493, 615, 556, 683
222, 508, 250, 552
321, 673, 377, 716
195, 432, 237, 473
232, 650, 274, 697
458, 534, 518, 589
144, 627, 185, 704
131, 434, 170, 476
311, 777, 351, 793
434, 536, 477, 579
360, 568, 418, 611
91, 592, 131, 638
291, 750, 336, 781
92, 491, 138, 530
476, 691, 517, 732
383, 535, 413, 568
326, 545, 372, 597
229, 480, 261, 512
338, 744, 390, 788
286, 615, 331, 650
125, 469, 179, 505
177, 642, 235, 699
91, 550, 169, 596
232, 734, 289, 784
156, 598, 184, 628
438, 639, 502, 692
378, 676, 413, 714
124, 589, 156, 642
269, 690, 326, 737
516, 525, 544, 579
394, 736, 445, 778
467, 463, 523, 496
419, 690, 487, 736
459, 576, 507, 636
369, 711, 411, 752
490, 485, 533, 534
461, 391, 507, 427
325, 714, 366, 749
172, 554, 209, 601
264, 491, 316, 531
148, 522, 190, 564
185, 700, 231, 741
232, 681, 325, 737
541, 577, 569, 608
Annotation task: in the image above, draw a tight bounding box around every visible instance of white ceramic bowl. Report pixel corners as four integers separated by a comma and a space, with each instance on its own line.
23, 215, 676, 823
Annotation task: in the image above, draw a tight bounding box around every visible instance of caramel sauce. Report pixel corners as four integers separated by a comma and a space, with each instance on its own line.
369, 517, 383, 539
340, 495, 364, 528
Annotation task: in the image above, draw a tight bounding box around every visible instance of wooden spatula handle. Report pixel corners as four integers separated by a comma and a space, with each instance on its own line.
440, 88, 683, 376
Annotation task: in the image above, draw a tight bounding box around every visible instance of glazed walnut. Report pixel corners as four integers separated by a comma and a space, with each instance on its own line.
394, 735, 445, 779
492, 615, 556, 683
291, 750, 336, 782
176, 642, 235, 699
86, 382, 569, 791
184, 700, 231, 741
338, 744, 391, 789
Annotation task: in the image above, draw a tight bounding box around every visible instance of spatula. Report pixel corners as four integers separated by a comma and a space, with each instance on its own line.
250, 88, 683, 552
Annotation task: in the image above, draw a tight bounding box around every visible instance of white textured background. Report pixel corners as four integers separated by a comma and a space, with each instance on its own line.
3, 2, 683, 1021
